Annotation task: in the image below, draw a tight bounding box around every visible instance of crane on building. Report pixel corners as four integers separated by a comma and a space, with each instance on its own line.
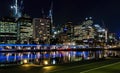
10, 0, 23, 18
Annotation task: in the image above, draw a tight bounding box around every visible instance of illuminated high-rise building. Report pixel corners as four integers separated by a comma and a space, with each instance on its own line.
0, 17, 17, 44
17, 16, 33, 43
74, 25, 83, 40
74, 17, 94, 41
33, 18, 51, 44
61, 22, 74, 43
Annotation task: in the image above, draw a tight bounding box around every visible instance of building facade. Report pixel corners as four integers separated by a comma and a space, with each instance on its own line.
17, 17, 33, 43
61, 22, 74, 43
33, 18, 51, 44
0, 17, 17, 44
74, 19, 94, 41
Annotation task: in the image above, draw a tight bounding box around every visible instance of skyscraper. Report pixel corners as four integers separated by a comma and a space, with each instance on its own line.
33, 18, 51, 44
61, 22, 74, 43
0, 17, 17, 44
17, 16, 33, 43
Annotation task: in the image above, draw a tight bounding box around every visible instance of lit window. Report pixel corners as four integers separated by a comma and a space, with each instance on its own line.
41, 23, 44, 25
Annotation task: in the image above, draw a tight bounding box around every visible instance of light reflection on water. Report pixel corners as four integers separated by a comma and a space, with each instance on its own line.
0, 51, 119, 65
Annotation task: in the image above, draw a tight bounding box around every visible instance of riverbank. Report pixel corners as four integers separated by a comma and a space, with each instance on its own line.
0, 57, 120, 73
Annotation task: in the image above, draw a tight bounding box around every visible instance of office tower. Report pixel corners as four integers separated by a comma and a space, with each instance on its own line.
33, 18, 51, 44
17, 16, 33, 43
0, 17, 17, 44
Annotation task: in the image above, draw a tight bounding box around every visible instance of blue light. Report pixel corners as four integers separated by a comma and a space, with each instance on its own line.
0, 44, 49, 46
64, 28, 67, 30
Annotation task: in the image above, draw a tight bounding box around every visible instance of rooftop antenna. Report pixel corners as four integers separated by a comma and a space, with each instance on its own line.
41, 8, 45, 18
102, 19, 106, 28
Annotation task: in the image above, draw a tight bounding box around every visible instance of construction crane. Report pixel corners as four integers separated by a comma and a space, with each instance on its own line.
10, 0, 23, 18
48, 0, 53, 24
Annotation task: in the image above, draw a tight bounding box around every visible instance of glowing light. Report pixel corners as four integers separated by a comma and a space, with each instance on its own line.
22, 64, 30, 67
85, 17, 88, 20
23, 59, 28, 64
20, 61, 23, 64
41, 23, 44, 25
89, 17, 92, 19
94, 24, 100, 28
22, 64, 41, 67
52, 60, 56, 64
54, 31, 57, 34
43, 66, 54, 70
44, 60, 48, 65
44, 66, 50, 69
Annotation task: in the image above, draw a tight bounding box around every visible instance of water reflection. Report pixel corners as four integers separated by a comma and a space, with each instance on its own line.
0, 51, 119, 66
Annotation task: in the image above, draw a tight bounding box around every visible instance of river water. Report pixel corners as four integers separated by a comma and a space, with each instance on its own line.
0, 50, 120, 66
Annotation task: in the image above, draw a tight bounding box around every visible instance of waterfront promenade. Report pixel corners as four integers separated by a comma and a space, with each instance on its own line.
0, 58, 120, 73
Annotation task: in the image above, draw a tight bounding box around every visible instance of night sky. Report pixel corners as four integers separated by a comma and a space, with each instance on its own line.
0, 0, 120, 33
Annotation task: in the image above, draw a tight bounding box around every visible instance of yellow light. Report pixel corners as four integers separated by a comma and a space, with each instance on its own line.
44, 60, 48, 65
22, 64, 41, 67
44, 66, 50, 69
23, 59, 28, 64
22, 64, 30, 67
43, 66, 54, 70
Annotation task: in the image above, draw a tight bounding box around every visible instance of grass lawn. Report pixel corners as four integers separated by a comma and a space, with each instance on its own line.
48, 58, 120, 73
80, 61, 120, 73
0, 58, 120, 73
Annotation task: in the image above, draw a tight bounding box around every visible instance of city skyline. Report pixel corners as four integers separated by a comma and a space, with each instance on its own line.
0, 0, 120, 33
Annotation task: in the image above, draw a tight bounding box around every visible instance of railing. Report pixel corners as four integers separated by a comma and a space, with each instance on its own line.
0, 44, 119, 52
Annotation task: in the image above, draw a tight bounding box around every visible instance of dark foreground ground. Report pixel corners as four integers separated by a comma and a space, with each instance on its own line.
0, 57, 120, 73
